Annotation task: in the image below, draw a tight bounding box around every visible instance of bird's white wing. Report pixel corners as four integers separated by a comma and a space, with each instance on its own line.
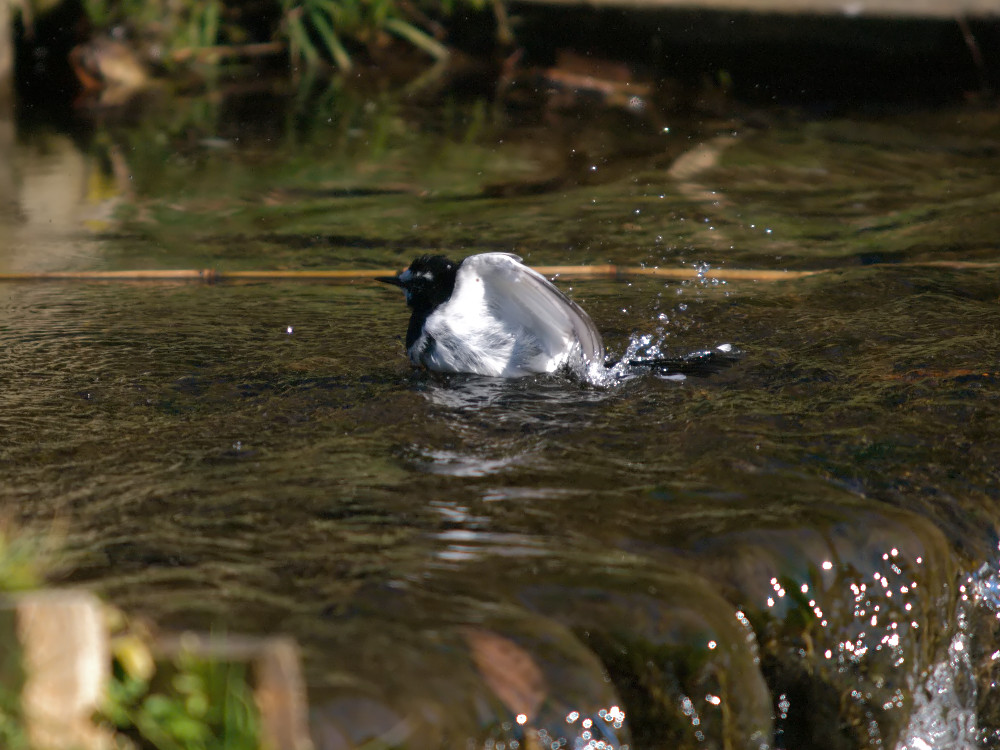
456, 253, 604, 371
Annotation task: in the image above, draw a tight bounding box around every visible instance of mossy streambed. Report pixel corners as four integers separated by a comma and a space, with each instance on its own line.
1, 90, 999, 748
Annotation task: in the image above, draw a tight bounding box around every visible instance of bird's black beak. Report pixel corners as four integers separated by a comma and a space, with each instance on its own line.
376, 275, 404, 287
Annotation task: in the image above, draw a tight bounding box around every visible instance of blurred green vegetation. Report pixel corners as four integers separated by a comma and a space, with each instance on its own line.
100, 630, 262, 750
78, 0, 484, 73
0, 670, 28, 750
0, 523, 49, 594
281, 0, 453, 72
0, 618, 28, 750
0, 526, 40, 750
0, 525, 261, 750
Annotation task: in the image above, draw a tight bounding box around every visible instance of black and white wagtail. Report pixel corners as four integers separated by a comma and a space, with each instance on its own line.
377, 253, 603, 378
378, 252, 736, 379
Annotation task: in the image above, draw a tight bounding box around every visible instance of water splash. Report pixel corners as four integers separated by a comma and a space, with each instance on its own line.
585, 333, 737, 388
896, 618, 976, 750
896, 561, 1000, 750
580, 260, 737, 388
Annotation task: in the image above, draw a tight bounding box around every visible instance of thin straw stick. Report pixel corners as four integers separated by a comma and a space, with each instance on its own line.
0, 260, 995, 283
0, 266, 819, 282
0, 269, 215, 280
0, 269, 388, 281
534, 266, 821, 280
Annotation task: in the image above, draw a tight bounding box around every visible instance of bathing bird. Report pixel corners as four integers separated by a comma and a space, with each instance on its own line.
378, 252, 737, 379
377, 253, 603, 378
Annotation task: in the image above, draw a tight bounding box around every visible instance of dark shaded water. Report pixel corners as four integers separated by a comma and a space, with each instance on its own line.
2, 91, 1000, 749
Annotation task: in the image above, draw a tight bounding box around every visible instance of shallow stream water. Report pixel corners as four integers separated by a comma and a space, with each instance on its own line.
2, 88, 1000, 749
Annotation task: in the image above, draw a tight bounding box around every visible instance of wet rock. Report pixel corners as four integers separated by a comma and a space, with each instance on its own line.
512, 564, 774, 749
688, 501, 958, 749
69, 36, 151, 108
306, 583, 629, 749
462, 628, 548, 719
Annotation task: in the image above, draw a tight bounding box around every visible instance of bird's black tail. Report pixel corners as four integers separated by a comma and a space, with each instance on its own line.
609, 347, 741, 378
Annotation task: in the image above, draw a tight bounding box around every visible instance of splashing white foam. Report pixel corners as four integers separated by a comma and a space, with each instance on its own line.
896, 562, 1000, 749
896, 614, 977, 750
584, 331, 734, 388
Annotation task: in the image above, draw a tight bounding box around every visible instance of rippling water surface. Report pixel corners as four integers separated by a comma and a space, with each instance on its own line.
1, 93, 999, 749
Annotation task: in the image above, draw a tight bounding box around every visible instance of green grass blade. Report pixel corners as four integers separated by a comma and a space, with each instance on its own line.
286, 13, 321, 68
384, 18, 449, 61
202, 0, 220, 47
309, 8, 353, 71
312, 0, 347, 25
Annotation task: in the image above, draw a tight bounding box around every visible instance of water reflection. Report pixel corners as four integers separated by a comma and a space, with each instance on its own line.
407, 373, 617, 477
419, 372, 610, 413
0, 133, 123, 271
407, 447, 525, 477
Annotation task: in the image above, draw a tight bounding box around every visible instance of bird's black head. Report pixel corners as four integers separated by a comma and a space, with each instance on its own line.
377, 255, 459, 313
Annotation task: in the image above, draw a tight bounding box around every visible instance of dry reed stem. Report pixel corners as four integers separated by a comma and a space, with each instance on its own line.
0, 261, 995, 283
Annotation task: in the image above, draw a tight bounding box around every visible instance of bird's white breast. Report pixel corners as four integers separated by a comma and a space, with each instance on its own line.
407, 253, 600, 377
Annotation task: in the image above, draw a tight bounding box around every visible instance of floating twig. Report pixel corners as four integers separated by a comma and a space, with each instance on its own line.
0, 261, 994, 284
0, 266, 811, 282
